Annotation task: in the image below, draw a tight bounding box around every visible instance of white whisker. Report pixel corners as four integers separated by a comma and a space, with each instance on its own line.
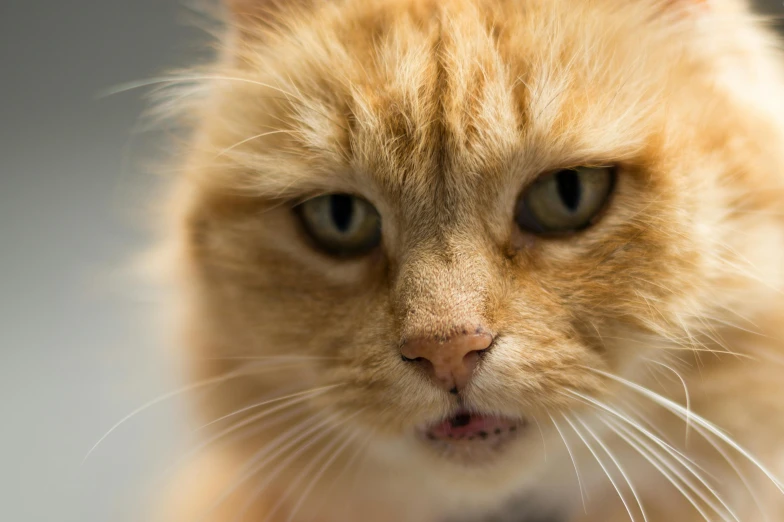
207, 411, 338, 522
284, 421, 365, 522
197, 384, 342, 430
549, 414, 588, 512
562, 413, 638, 522
680, 419, 768, 521
589, 368, 784, 494
82, 365, 253, 462
264, 425, 349, 521
645, 359, 692, 442
602, 416, 732, 522
567, 390, 702, 472
102, 75, 302, 102
566, 390, 734, 520
150, 393, 322, 490
234, 410, 361, 521
533, 417, 548, 461
575, 417, 648, 522
202, 355, 345, 362
216, 130, 298, 157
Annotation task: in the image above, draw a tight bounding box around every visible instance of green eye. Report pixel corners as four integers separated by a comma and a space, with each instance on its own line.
515, 166, 615, 235
297, 194, 382, 257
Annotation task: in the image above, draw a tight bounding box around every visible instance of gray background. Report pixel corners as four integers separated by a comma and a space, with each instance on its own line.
1, 2, 782, 522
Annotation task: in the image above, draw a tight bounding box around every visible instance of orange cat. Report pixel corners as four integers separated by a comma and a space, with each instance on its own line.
155, 0, 784, 520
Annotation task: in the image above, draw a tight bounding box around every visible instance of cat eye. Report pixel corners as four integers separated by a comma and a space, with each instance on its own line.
296, 194, 382, 257
515, 166, 615, 235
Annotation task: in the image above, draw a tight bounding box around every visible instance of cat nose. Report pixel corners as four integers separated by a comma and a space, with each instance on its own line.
400, 330, 493, 394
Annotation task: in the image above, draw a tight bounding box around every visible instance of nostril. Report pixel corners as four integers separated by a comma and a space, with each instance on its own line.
402, 355, 432, 370
399, 329, 494, 392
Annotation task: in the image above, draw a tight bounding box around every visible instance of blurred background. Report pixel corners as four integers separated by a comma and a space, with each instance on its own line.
1, 1, 782, 522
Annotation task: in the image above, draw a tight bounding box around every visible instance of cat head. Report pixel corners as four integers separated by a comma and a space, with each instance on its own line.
163, 0, 784, 505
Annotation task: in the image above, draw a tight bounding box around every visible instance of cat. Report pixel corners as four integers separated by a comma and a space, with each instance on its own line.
152, 0, 784, 521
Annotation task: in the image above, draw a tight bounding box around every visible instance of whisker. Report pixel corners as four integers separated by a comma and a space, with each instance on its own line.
102, 75, 302, 102
566, 389, 733, 519
589, 333, 751, 358
601, 407, 738, 522
216, 130, 298, 157
602, 416, 733, 522
150, 401, 310, 492
200, 355, 345, 362
588, 368, 784, 494
533, 417, 548, 461
197, 384, 343, 431
644, 359, 692, 442
662, 345, 753, 359
549, 414, 588, 512
567, 390, 713, 480
614, 396, 697, 468
303, 428, 374, 522
206, 410, 337, 522
82, 364, 255, 462
562, 413, 638, 522
235, 410, 361, 522
677, 417, 768, 521
330, 426, 378, 522
264, 424, 350, 521
575, 416, 648, 522
283, 420, 365, 522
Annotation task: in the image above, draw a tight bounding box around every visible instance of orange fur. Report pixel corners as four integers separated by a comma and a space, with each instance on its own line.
154, 0, 784, 520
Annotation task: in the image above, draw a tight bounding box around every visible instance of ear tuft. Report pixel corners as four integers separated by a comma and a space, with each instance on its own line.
223, 0, 314, 34
222, 0, 311, 45
224, 0, 273, 19
224, 0, 307, 18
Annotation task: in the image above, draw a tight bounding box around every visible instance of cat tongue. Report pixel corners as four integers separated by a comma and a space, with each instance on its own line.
428, 411, 517, 441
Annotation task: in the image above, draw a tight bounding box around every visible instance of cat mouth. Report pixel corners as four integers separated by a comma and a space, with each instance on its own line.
419, 409, 526, 447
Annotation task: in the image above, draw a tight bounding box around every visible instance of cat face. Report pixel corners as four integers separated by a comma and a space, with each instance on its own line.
169, 0, 784, 497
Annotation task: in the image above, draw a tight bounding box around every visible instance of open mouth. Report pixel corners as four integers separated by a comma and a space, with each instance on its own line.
421, 409, 525, 444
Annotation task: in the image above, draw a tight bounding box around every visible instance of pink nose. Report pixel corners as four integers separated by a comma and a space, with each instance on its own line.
400, 330, 493, 393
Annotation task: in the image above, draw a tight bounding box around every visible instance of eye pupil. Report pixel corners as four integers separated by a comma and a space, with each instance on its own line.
556, 169, 581, 212
515, 166, 615, 235
298, 194, 381, 257
330, 194, 354, 232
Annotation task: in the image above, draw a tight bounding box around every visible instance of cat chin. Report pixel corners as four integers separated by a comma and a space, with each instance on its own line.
357, 435, 545, 514
405, 431, 550, 515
